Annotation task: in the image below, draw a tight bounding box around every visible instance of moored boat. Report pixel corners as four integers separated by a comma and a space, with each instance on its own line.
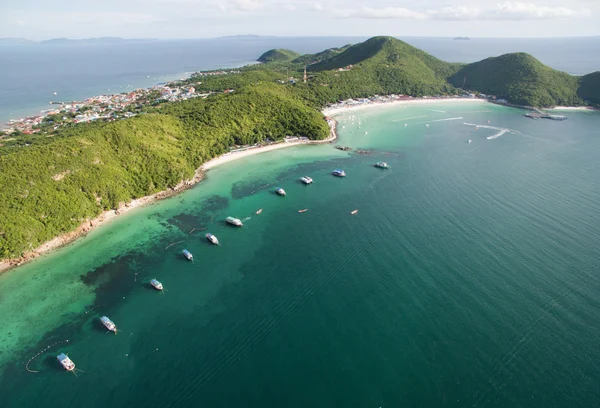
150, 279, 163, 291
374, 162, 389, 169
206, 233, 219, 245
226, 216, 243, 226
100, 316, 117, 333
57, 353, 75, 371
256, 208, 263, 215
300, 176, 313, 184
275, 187, 286, 196
298, 209, 308, 213
182, 249, 193, 261
332, 169, 346, 177
350, 209, 358, 215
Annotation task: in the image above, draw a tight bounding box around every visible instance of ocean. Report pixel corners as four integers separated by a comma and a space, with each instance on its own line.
1, 101, 600, 407
1, 36, 600, 124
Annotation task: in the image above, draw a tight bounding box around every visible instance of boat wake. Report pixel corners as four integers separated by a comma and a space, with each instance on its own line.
392, 115, 427, 122
463, 122, 512, 140
428, 117, 464, 123
431, 109, 446, 113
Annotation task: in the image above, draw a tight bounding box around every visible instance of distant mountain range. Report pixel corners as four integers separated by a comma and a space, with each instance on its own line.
0, 35, 278, 45
0, 37, 157, 45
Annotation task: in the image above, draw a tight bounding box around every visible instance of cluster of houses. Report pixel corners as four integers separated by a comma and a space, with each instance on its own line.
2, 83, 207, 135
192, 70, 240, 77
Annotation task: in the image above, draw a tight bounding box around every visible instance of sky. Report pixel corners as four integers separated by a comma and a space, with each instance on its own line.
1, 0, 598, 40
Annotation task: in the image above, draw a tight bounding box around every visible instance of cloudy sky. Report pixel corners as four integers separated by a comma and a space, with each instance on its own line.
1, 0, 598, 40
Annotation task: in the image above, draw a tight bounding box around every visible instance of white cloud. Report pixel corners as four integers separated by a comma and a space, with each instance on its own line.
483, 2, 591, 20
326, 2, 591, 21
426, 6, 480, 20
333, 7, 426, 19
218, 0, 264, 12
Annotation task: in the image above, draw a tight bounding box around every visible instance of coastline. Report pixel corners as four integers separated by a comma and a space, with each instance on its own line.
322, 97, 486, 116
0, 118, 337, 273
2, 95, 517, 273
547, 106, 598, 111
1, 97, 498, 273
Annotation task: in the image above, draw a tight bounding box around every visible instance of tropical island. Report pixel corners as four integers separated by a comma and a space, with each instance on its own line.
1, 36, 599, 265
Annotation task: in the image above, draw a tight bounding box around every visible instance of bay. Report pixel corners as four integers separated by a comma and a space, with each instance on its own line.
1, 101, 600, 407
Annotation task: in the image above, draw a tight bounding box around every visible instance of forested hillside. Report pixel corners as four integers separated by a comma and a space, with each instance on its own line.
449, 53, 582, 107
0, 84, 328, 258
578, 72, 600, 106
257, 48, 300, 63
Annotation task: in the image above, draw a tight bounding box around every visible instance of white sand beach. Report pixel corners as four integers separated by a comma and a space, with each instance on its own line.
322, 97, 487, 117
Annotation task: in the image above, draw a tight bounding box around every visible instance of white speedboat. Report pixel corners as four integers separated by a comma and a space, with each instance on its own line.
300, 176, 313, 184
57, 353, 75, 371
150, 279, 163, 291
100, 316, 117, 333
182, 249, 193, 261
275, 187, 286, 196
374, 162, 389, 169
206, 233, 219, 245
226, 216, 243, 226
332, 169, 346, 177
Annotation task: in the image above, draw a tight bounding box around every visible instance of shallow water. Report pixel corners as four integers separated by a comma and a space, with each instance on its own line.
1, 102, 600, 407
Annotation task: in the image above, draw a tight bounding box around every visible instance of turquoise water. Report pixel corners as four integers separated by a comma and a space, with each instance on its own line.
1, 102, 600, 407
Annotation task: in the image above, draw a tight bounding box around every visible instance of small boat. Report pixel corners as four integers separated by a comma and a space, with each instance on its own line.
332, 169, 346, 177
350, 209, 358, 215
275, 187, 286, 196
468, 139, 472, 144
57, 353, 75, 371
100, 316, 117, 333
150, 279, 163, 291
300, 176, 313, 185
298, 209, 308, 213
226, 216, 243, 226
206, 233, 219, 245
374, 162, 389, 169
256, 208, 263, 215
182, 249, 193, 261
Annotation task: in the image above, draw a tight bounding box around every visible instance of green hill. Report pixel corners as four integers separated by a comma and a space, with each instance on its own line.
309, 36, 458, 78
578, 72, 600, 106
449, 53, 582, 107
257, 48, 300, 63
293, 36, 458, 106
291, 45, 353, 66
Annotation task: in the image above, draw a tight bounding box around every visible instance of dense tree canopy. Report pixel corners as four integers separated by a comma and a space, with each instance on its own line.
449, 53, 583, 107
0, 84, 328, 258
578, 72, 600, 106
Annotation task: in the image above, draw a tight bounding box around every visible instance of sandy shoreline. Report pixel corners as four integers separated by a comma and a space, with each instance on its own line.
0, 119, 337, 273
547, 106, 597, 111
322, 97, 487, 116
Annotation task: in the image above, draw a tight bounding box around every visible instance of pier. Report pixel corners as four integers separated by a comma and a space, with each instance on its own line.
525, 112, 567, 121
